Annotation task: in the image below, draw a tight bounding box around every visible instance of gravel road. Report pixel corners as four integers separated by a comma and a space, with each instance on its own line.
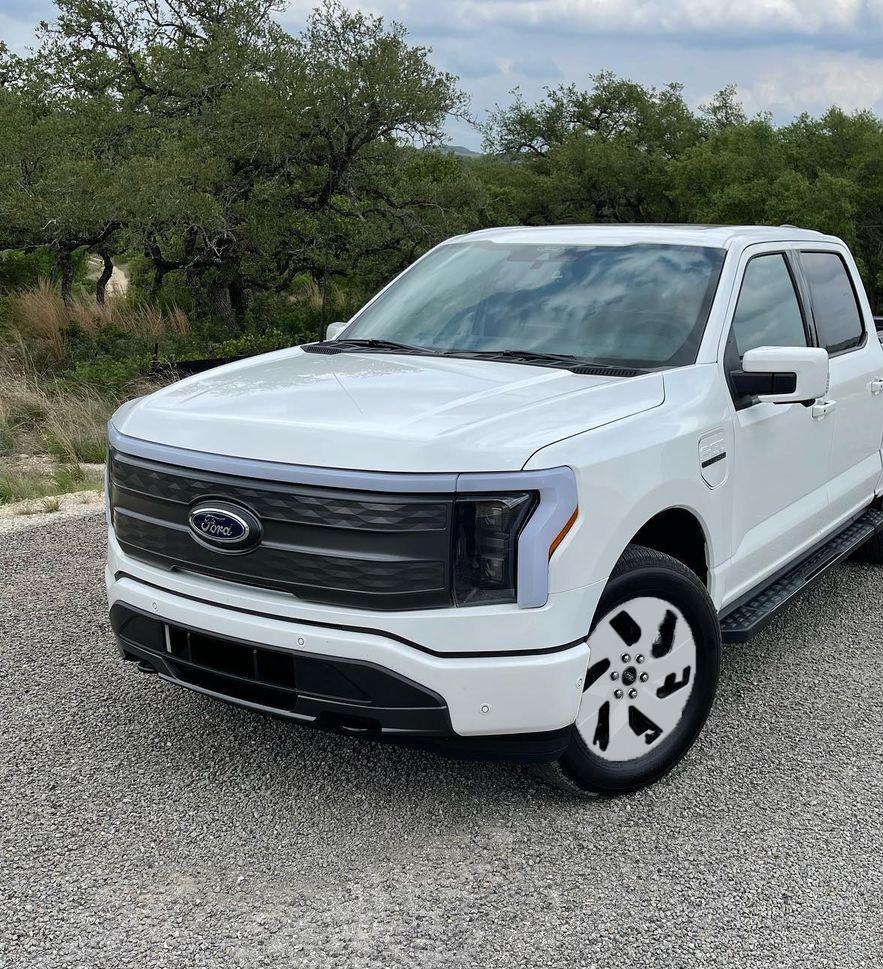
2, 514, 881, 968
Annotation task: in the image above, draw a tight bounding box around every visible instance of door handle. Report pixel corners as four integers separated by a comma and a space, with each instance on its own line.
869, 377, 883, 395
812, 399, 837, 420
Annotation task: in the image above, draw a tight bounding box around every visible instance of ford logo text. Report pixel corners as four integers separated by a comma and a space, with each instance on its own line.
188, 504, 261, 552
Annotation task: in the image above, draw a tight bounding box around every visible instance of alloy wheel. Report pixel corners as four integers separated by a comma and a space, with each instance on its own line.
576, 596, 697, 762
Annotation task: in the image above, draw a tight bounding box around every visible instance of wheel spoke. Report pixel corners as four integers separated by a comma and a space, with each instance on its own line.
644, 633, 694, 683
637, 681, 691, 735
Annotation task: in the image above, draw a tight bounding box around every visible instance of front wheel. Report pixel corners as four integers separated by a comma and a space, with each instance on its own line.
533, 545, 721, 796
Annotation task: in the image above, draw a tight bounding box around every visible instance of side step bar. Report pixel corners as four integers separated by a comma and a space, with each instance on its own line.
719, 506, 883, 643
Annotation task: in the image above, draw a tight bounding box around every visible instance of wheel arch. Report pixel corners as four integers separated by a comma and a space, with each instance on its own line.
624, 506, 711, 588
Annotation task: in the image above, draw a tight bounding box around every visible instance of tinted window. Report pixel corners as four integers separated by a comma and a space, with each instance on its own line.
731, 254, 806, 356
801, 252, 864, 353
345, 243, 726, 369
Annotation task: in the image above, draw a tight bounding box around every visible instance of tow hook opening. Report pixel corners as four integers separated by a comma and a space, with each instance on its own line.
317, 712, 381, 736
125, 651, 159, 675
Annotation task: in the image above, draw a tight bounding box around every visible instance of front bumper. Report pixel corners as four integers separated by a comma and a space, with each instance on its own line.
106, 566, 591, 761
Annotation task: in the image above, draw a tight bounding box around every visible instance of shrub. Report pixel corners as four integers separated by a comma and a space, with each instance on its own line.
0, 250, 54, 292
212, 328, 291, 358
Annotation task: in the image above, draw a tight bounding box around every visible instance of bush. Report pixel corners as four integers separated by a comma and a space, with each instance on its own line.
0, 250, 54, 292
212, 327, 292, 358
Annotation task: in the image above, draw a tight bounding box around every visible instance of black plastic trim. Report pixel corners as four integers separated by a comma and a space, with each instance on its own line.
112, 604, 573, 763
112, 603, 451, 734
700, 452, 726, 469
113, 571, 587, 658
719, 505, 883, 642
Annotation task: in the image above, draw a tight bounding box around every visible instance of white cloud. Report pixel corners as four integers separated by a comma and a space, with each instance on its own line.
740, 50, 883, 115
345, 0, 883, 40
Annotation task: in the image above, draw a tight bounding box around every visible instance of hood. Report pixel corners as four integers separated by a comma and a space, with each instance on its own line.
114, 348, 665, 473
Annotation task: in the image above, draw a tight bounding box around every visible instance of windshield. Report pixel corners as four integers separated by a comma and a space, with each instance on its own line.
344, 241, 726, 369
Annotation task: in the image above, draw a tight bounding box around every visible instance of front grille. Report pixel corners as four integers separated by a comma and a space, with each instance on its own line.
109, 449, 454, 609
111, 605, 451, 734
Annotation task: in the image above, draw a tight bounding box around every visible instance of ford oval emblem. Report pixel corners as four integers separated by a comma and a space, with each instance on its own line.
188, 503, 261, 552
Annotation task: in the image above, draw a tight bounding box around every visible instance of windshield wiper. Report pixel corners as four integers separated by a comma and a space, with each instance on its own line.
303, 338, 430, 355
303, 340, 644, 375
464, 348, 582, 365
336, 338, 428, 352
458, 348, 646, 375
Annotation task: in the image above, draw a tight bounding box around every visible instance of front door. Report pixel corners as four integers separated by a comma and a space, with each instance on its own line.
724, 249, 834, 604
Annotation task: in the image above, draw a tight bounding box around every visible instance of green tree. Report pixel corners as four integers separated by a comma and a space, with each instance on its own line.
33, 0, 468, 328
481, 73, 705, 225
0, 50, 125, 303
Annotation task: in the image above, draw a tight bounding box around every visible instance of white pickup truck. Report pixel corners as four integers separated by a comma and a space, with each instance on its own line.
106, 225, 883, 795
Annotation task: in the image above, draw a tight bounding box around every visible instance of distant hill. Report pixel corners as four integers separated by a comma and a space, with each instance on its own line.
441, 144, 482, 157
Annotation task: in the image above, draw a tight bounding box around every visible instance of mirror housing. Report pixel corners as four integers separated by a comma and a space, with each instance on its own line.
733, 346, 829, 404
325, 321, 348, 341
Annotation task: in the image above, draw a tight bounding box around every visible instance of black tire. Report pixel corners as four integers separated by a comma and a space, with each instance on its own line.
531, 544, 721, 796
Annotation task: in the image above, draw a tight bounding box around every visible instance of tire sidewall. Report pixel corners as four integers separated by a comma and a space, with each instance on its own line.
561, 552, 721, 795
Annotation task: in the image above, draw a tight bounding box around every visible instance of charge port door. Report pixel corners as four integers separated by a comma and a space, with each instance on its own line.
699, 429, 728, 488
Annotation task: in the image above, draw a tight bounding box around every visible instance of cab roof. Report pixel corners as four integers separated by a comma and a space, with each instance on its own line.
449, 224, 841, 250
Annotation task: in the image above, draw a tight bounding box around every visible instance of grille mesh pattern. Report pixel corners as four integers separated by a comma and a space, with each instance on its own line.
110, 450, 454, 609
113, 461, 448, 532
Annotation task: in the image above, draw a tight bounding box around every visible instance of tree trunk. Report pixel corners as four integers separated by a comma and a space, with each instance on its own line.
207, 275, 237, 329
53, 249, 74, 306
96, 252, 114, 306
229, 275, 248, 325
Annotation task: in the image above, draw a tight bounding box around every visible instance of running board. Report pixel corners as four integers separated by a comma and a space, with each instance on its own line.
719, 507, 883, 643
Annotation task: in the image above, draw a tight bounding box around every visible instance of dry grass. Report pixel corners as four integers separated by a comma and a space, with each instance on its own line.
0, 371, 115, 464
294, 276, 351, 313
17, 496, 62, 516
42, 391, 113, 464
5, 281, 188, 366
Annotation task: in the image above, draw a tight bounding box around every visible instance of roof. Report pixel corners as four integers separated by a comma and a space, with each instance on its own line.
449, 224, 840, 250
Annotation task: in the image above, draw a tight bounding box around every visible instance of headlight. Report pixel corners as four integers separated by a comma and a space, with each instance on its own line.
452, 492, 536, 606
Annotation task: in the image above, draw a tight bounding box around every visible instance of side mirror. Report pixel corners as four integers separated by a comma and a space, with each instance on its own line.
733, 346, 829, 404
325, 321, 348, 341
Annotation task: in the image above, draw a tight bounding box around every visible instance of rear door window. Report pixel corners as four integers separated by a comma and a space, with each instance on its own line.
730, 254, 807, 356
800, 251, 864, 354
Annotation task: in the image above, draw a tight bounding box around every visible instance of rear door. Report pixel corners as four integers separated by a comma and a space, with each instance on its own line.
796, 248, 883, 521
722, 248, 835, 603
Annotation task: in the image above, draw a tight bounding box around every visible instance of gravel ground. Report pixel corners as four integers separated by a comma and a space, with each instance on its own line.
1, 515, 881, 968
0, 491, 103, 535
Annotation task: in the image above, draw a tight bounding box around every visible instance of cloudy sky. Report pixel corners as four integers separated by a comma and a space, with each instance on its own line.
5, 0, 883, 148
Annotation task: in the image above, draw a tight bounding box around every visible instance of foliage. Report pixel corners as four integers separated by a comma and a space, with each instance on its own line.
2, 0, 469, 330
483, 80, 883, 307
4, 0, 883, 426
